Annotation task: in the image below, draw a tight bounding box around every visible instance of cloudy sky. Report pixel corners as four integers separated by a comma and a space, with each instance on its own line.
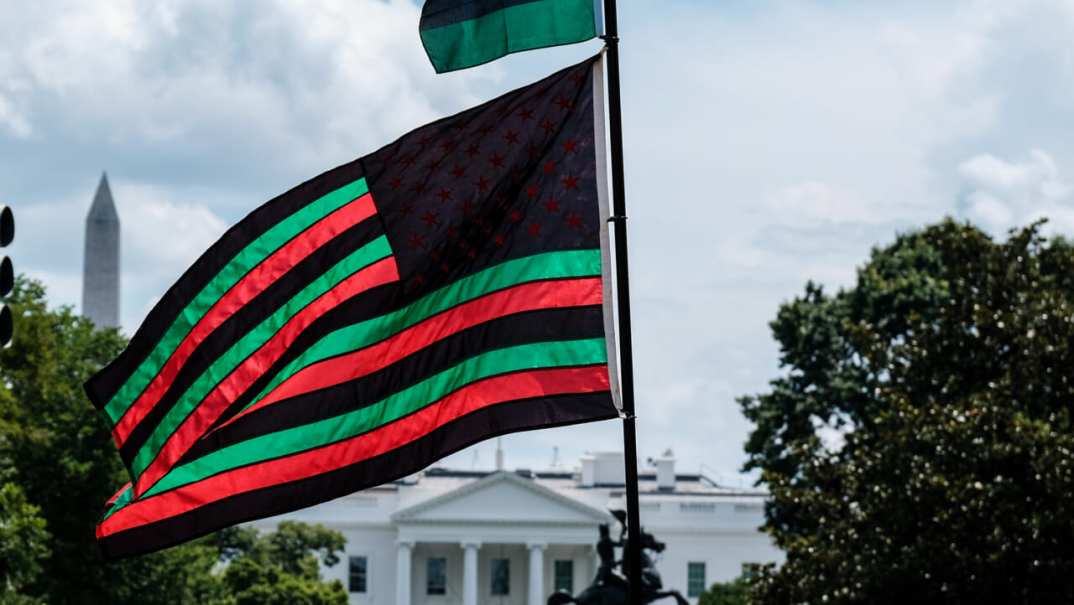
3, 0, 1074, 482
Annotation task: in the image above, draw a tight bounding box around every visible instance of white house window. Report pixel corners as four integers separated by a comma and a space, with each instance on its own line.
687, 562, 707, 598
427, 557, 447, 595
554, 559, 574, 593
348, 556, 368, 593
491, 558, 510, 595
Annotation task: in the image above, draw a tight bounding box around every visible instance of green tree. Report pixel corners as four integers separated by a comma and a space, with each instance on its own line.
216, 522, 347, 605
0, 278, 349, 604
740, 220, 1074, 604
0, 481, 49, 603
0, 278, 222, 604
698, 573, 750, 605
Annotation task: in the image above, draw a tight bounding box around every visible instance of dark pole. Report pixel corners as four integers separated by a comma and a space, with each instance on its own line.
600, 1, 643, 604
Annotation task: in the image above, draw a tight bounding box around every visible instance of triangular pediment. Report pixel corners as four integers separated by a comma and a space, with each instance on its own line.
392, 472, 610, 525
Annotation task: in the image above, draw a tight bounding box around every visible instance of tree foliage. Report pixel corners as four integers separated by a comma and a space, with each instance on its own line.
0, 277, 225, 604
698, 573, 750, 605
0, 277, 346, 605
0, 482, 49, 602
740, 220, 1074, 604
215, 522, 347, 605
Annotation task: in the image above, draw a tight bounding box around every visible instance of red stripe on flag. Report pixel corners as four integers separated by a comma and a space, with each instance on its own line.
133, 255, 400, 498
98, 365, 610, 538
217, 276, 603, 430
112, 194, 378, 448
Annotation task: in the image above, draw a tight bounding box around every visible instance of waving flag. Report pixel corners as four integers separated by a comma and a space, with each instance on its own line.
420, 0, 600, 73
85, 55, 618, 559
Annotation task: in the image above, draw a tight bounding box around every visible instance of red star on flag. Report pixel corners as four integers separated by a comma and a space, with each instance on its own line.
421, 211, 441, 228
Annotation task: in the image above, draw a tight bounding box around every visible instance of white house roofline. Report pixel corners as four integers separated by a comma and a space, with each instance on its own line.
391, 469, 613, 523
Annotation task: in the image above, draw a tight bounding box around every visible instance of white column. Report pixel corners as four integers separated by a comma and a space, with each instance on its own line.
396, 541, 413, 605
462, 541, 480, 605
527, 542, 547, 605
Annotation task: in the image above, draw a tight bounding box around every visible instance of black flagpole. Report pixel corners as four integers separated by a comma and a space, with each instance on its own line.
600, 1, 644, 603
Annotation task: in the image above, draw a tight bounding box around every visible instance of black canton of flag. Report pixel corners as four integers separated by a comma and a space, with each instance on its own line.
363, 58, 600, 296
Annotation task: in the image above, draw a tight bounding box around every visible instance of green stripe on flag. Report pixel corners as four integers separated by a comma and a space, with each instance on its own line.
129, 235, 393, 479
102, 336, 606, 520
103, 177, 369, 426
145, 338, 607, 498
421, 0, 596, 73
245, 248, 602, 412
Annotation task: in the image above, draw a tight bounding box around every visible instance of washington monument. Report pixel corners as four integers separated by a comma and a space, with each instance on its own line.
82, 173, 120, 328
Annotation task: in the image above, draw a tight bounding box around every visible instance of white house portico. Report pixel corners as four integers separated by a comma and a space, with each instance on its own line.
251, 451, 781, 605
391, 472, 610, 605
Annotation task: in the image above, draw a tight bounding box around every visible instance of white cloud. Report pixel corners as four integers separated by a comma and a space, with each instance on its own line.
112, 181, 230, 330
0, 0, 483, 206
760, 181, 901, 229
960, 150, 1066, 195
958, 149, 1074, 234
0, 94, 31, 138
115, 183, 229, 273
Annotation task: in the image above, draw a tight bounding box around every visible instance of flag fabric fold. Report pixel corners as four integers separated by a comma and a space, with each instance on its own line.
420, 0, 599, 73
85, 55, 618, 559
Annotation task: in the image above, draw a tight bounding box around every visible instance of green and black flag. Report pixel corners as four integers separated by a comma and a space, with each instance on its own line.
86, 55, 619, 559
420, 0, 600, 73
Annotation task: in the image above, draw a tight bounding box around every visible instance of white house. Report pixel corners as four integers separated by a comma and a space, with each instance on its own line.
251, 451, 781, 605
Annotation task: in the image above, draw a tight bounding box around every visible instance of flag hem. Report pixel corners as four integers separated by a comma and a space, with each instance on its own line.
592, 51, 622, 411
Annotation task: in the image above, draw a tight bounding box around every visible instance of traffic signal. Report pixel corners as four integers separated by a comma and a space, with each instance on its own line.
0, 205, 13, 347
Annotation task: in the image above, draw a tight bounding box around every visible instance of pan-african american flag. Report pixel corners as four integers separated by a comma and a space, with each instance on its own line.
85, 55, 619, 559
